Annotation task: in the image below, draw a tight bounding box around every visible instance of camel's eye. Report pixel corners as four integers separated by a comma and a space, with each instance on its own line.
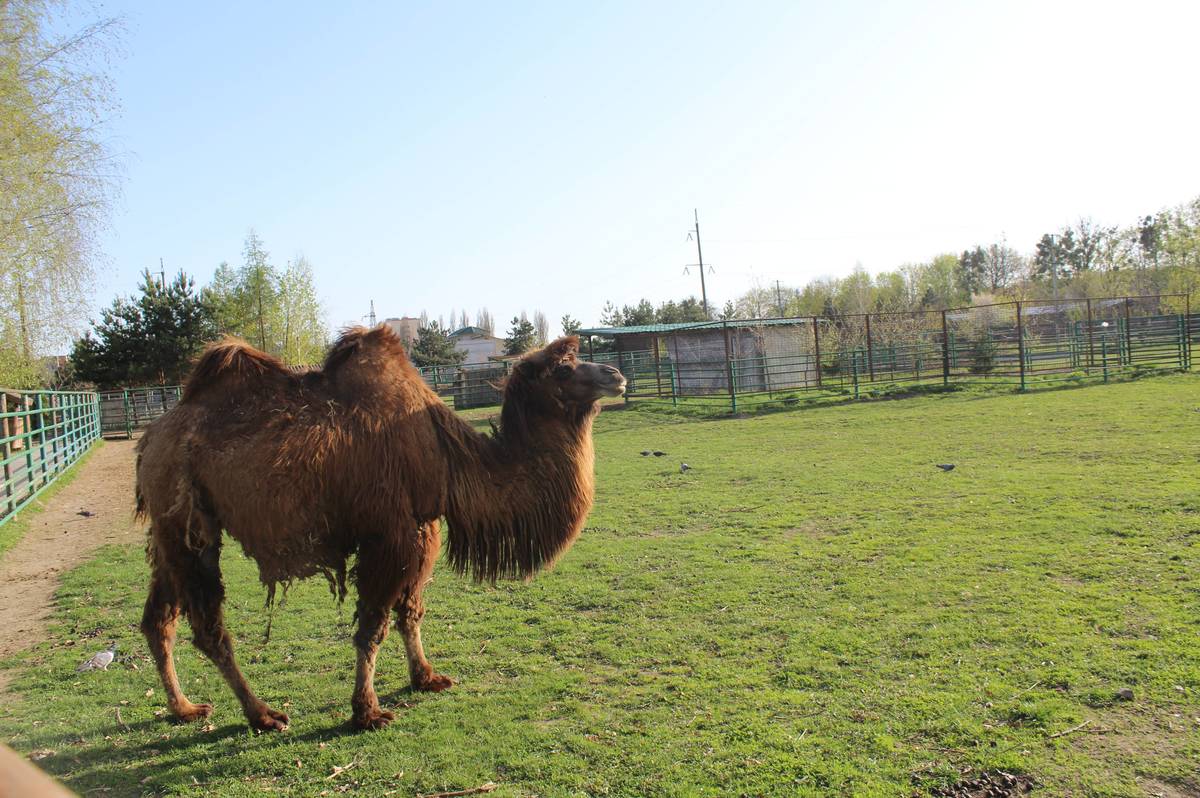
553, 364, 572, 380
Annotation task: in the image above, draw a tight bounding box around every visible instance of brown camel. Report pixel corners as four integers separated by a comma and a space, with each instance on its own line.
135, 327, 624, 731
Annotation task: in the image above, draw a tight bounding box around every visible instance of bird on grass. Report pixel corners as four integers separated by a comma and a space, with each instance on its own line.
653, 451, 666, 457
76, 642, 117, 672
935, 463, 955, 472
640, 451, 651, 456
680, 462, 692, 473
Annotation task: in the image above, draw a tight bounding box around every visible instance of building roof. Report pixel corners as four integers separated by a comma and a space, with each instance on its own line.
576, 317, 809, 336
450, 326, 499, 338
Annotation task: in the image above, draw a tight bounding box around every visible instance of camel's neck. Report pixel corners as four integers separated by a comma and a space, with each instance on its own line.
436, 404, 597, 582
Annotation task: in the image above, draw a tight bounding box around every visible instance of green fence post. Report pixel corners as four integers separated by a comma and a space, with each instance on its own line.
852, 349, 860, 399
670, 362, 678, 407
720, 321, 738, 414
123, 389, 132, 439
34, 394, 47, 491
1180, 314, 1188, 371
1102, 337, 1109, 383
940, 310, 950, 387
724, 360, 734, 412
1016, 301, 1026, 391
1, 393, 12, 515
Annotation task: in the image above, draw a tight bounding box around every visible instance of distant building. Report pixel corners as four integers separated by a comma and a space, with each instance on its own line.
383, 317, 421, 347
450, 326, 504, 365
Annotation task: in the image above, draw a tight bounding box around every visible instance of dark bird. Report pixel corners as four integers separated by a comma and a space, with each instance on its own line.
652, 451, 666, 457
77, 510, 95, 518
680, 463, 691, 473
640, 451, 651, 456
935, 464, 955, 472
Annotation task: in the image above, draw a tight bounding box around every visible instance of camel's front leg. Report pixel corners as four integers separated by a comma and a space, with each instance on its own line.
351, 600, 394, 730
397, 521, 452, 692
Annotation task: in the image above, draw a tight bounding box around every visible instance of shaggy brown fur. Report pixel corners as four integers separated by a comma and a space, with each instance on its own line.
135, 327, 624, 731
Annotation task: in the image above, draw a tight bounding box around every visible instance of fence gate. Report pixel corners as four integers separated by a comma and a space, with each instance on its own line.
98, 386, 183, 438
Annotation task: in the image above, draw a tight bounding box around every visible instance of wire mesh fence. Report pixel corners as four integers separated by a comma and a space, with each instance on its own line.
0, 389, 101, 526
576, 294, 1195, 413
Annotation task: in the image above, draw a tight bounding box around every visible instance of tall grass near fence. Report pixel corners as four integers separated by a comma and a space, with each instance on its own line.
0, 389, 101, 527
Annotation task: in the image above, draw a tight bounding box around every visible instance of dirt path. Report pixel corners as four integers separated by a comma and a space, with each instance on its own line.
0, 437, 142, 694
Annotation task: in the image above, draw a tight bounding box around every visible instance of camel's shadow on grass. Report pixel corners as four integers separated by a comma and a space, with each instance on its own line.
34, 713, 373, 795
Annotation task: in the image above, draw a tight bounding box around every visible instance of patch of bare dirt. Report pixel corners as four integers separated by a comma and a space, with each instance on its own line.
0, 437, 141, 695
1138, 778, 1200, 798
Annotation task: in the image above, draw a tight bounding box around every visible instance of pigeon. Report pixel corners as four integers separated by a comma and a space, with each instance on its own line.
640, 451, 651, 456
76, 642, 117, 672
935, 464, 955, 472
652, 451, 666, 457
680, 462, 691, 473
76, 510, 94, 518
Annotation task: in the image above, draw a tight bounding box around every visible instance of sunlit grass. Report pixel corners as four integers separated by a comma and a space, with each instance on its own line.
1, 375, 1197, 796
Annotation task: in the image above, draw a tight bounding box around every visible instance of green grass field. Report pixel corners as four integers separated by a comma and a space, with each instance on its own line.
1, 376, 1198, 797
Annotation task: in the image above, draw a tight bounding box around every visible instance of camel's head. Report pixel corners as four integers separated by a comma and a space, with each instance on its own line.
511, 336, 626, 411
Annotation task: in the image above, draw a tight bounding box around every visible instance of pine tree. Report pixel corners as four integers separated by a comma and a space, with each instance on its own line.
409, 323, 464, 367
504, 317, 538, 355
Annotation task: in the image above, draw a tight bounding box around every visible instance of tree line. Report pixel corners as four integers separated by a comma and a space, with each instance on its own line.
68, 232, 327, 387
593, 196, 1200, 330
406, 311, 570, 368
727, 196, 1200, 322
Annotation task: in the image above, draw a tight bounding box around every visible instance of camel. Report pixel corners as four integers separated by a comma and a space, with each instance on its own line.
135, 327, 625, 731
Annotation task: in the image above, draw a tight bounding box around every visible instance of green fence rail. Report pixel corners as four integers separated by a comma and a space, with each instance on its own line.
0, 389, 101, 527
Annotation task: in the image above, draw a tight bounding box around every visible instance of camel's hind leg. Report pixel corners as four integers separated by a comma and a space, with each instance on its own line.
141, 560, 212, 723
181, 538, 289, 732
350, 597, 394, 730
396, 521, 452, 692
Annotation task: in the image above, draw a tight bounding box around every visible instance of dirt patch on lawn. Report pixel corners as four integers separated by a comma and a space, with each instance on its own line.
0, 437, 142, 695
929, 771, 1035, 797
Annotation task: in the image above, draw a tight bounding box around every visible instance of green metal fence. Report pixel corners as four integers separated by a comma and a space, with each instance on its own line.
573, 294, 1196, 413
0, 389, 101, 527
99, 386, 183, 438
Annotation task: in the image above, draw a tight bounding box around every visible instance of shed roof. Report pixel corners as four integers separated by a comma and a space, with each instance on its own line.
576, 317, 808, 336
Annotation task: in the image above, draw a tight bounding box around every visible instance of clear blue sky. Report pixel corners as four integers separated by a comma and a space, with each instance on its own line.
89, 0, 1200, 333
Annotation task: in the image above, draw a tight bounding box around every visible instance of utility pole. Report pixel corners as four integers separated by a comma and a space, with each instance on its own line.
364, 300, 376, 327
692, 209, 710, 318
159, 257, 167, 288
1048, 234, 1059, 302
775, 280, 784, 317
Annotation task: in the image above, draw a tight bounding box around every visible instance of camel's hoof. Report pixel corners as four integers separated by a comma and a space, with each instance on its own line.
173, 702, 214, 723
248, 706, 289, 732
352, 709, 395, 731
414, 672, 454, 693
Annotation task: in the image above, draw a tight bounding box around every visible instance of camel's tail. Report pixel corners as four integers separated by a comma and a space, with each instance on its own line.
134, 451, 147, 522
181, 338, 288, 403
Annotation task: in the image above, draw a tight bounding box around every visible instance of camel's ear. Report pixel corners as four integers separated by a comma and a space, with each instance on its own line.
544, 335, 579, 362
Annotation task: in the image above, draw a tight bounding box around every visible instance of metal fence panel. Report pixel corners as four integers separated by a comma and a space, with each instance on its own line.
0, 389, 101, 526
570, 294, 1195, 412
99, 386, 183, 437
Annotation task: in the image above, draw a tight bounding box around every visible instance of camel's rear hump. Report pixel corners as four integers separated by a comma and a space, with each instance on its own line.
181, 338, 292, 403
